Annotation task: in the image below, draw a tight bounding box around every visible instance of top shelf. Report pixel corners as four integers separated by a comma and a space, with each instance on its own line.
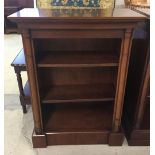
37, 51, 119, 68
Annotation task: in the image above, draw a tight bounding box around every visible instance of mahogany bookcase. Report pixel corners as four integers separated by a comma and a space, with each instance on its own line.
8, 8, 147, 148
122, 8, 150, 146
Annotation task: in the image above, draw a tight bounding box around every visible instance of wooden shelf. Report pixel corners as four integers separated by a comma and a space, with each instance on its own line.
41, 84, 115, 103
37, 51, 119, 68
43, 103, 113, 132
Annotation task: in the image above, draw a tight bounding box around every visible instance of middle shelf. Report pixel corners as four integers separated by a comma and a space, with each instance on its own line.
34, 38, 121, 68
38, 67, 117, 104
37, 51, 119, 68
41, 84, 115, 103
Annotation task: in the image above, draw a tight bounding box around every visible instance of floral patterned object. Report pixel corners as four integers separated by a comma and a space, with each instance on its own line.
52, 0, 100, 7
37, 0, 114, 9
38, 8, 113, 17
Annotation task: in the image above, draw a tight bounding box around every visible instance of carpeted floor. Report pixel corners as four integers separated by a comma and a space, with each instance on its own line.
4, 34, 150, 155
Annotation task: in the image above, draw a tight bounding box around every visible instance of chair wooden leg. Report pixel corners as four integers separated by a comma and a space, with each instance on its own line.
20, 96, 27, 113
15, 68, 27, 113
22, 105, 27, 113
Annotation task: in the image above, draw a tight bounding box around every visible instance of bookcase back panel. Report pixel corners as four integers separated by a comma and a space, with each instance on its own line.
38, 67, 117, 87
41, 102, 114, 132
34, 38, 121, 54
123, 39, 149, 124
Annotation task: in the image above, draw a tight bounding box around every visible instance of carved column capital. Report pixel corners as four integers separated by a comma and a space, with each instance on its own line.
125, 29, 133, 38
21, 29, 31, 38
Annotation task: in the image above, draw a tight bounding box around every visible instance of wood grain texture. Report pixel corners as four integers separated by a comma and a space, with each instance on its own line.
22, 30, 43, 134
32, 131, 46, 148
112, 29, 133, 132
37, 51, 119, 68
38, 67, 117, 86
43, 103, 113, 132
46, 132, 109, 145
41, 84, 115, 103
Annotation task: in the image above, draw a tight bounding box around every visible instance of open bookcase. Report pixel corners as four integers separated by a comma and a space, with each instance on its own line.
8, 8, 147, 148
34, 38, 120, 143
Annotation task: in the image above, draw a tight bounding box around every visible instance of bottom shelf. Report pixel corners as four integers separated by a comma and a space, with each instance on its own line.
35, 102, 125, 146
43, 102, 113, 132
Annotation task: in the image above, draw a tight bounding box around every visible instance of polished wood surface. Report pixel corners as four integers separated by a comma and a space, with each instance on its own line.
41, 84, 115, 103
43, 103, 113, 132
8, 8, 145, 19
35, 39, 120, 68
37, 51, 119, 67
8, 8, 147, 147
42, 103, 114, 145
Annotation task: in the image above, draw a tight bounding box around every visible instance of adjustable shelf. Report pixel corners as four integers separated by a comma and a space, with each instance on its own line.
37, 51, 119, 68
41, 83, 115, 104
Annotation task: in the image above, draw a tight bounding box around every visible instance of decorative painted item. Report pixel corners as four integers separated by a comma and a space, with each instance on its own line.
124, 0, 149, 8
37, 0, 114, 9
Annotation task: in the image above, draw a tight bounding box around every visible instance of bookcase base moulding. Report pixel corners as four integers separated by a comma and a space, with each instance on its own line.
32, 129, 124, 148
8, 8, 147, 148
127, 129, 150, 146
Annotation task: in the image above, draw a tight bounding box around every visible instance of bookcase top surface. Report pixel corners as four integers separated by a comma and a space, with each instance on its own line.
8, 8, 146, 20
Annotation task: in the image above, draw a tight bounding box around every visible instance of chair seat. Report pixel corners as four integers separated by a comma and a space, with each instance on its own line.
11, 48, 26, 67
